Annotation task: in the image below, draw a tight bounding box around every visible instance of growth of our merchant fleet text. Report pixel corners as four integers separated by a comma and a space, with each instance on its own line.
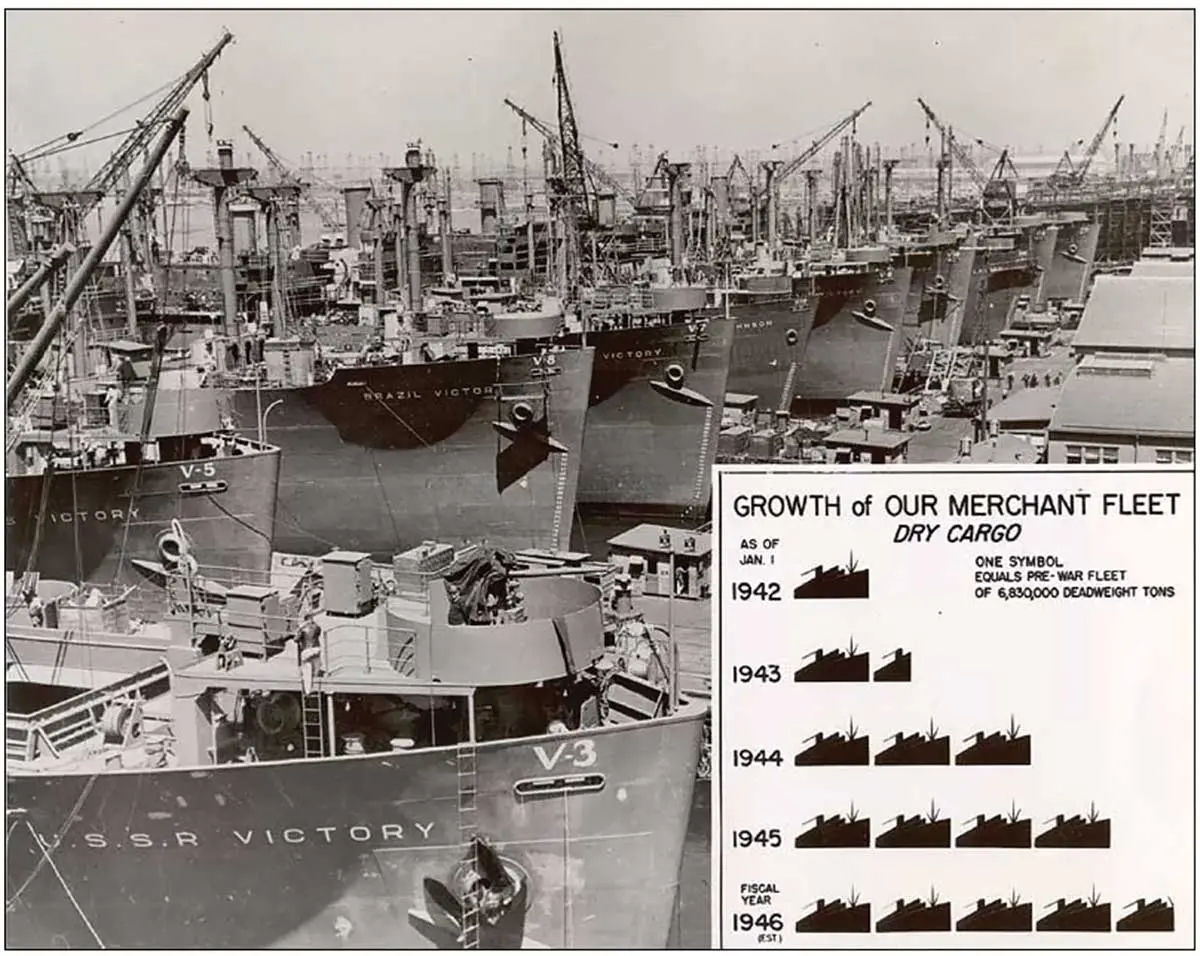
730, 492, 1184, 520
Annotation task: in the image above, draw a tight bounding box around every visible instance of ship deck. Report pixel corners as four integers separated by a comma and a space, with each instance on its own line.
175, 648, 478, 697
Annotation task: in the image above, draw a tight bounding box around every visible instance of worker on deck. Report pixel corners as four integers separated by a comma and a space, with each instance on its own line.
25, 589, 45, 628
116, 355, 137, 399
296, 613, 323, 695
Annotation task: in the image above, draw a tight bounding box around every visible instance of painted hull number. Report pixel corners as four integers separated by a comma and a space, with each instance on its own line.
532, 739, 597, 771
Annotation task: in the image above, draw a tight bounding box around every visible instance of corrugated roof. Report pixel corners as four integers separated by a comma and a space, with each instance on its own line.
1073, 275, 1194, 353
1130, 259, 1195, 278
1049, 355, 1195, 439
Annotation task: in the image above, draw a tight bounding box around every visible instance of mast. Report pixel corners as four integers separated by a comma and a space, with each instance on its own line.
7, 109, 189, 411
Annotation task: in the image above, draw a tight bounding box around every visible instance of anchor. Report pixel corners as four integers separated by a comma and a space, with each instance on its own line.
648, 362, 713, 408
407, 837, 546, 949
850, 298, 895, 333
492, 399, 569, 494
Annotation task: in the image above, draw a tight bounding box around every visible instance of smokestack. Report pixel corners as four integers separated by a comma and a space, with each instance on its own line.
404, 146, 424, 311
710, 174, 729, 223
191, 139, 258, 334
478, 178, 503, 236
666, 162, 690, 269
343, 187, 371, 249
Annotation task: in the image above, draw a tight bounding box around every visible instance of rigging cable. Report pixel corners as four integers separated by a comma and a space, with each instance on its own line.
16, 72, 184, 162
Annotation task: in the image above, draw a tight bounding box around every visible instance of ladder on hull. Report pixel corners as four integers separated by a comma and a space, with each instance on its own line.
456, 741, 480, 949
301, 693, 325, 759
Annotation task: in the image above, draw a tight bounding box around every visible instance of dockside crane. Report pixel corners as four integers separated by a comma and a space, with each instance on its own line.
549, 30, 594, 296
1153, 110, 1171, 178
502, 99, 636, 208
1043, 95, 1124, 193
242, 124, 340, 239
916, 97, 1017, 222
8, 32, 235, 334
759, 101, 872, 250
7, 110, 189, 410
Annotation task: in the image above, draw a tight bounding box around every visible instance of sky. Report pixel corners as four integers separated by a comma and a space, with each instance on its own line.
4, 8, 1195, 175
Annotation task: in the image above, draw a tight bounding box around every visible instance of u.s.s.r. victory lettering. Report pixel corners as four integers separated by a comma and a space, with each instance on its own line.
78, 821, 436, 849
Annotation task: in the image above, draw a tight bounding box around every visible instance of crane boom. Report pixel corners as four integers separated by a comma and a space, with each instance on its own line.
916, 97, 989, 194
242, 125, 304, 185
553, 31, 590, 213
772, 101, 873, 189
1074, 95, 1124, 183
83, 32, 232, 211
8, 109, 189, 411
241, 124, 339, 230
503, 98, 635, 204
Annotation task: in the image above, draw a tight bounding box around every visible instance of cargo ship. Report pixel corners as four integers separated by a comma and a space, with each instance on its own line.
887, 230, 966, 342
789, 251, 914, 412
1037, 210, 1101, 307
558, 287, 733, 515
723, 267, 819, 413
5, 542, 707, 949
6, 377, 279, 604
954, 217, 1045, 347
469, 282, 735, 514
207, 338, 593, 560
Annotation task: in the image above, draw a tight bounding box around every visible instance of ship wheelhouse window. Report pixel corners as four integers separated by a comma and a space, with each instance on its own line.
1155, 448, 1193, 464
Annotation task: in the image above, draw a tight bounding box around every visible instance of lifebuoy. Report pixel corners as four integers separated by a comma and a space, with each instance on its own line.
862, 299, 878, 318
932, 275, 946, 291
157, 531, 186, 565
664, 364, 686, 389
157, 519, 194, 569
785, 329, 799, 346
510, 402, 535, 425
1068, 243, 1079, 255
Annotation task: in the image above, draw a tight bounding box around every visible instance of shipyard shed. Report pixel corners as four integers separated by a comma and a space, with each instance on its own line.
962, 433, 1042, 464
1130, 258, 1194, 278
987, 387, 1058, 437
1046, 354, 1194, 464
1071, 275, 1194, 358
607, 525, 711, 600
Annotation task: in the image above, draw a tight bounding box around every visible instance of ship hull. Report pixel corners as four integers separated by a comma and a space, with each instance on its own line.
891, 241, 964, 343
792, 267, 913, 410
1040, 218, 1100, 305
940, 245, 978, 347
235, 349, 593, 559
724, 294, 817, 413
559, 319, 734, 514
5, 704, 706, 949
4, 445, 280, 600
957, 253, 1039, 346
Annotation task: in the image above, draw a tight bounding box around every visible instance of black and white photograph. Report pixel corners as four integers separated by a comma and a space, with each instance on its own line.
2, 5, 1194, 951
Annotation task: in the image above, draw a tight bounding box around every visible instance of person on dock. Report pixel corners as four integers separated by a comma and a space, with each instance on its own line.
296, 613, 323, 695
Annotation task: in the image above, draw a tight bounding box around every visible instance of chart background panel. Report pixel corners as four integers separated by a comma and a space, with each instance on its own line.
715, 467, 1194, 950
